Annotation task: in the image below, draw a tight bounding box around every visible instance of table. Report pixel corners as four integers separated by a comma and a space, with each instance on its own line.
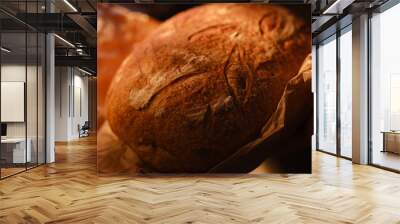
1, 138, 31, 164
381, 131, 400, 154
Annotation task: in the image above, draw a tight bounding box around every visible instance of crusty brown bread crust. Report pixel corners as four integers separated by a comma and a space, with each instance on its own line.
97, 4, 159, 127
212, 54, 313, 173
106, 4, 310, 173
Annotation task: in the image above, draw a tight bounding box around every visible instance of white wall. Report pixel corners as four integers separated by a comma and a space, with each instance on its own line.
72, 73, 89, 138
352, 14, 369, 164
55, 66, 70, 141
1, 63, 46, 164
1, 65, 26, 140
1, 64, 39, 137
46, 32, 56, 163
54, 67, 89, 141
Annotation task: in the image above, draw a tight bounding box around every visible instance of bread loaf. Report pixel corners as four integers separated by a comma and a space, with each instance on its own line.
97, 4, 159, 127
213, 54, 313, 173
106, 4, 310, 173
97, 121, 146, 174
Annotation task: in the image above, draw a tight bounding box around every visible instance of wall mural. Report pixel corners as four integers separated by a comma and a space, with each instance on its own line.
97, 3, 312, 174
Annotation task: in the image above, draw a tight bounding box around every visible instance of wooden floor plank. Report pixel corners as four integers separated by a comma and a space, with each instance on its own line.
0, 136, 399, 223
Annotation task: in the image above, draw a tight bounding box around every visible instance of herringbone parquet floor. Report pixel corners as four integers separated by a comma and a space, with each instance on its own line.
1, 136, 400, 224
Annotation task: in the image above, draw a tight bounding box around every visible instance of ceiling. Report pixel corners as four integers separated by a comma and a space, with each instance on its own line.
1, 31, 45, 64
0, 0, 97, 74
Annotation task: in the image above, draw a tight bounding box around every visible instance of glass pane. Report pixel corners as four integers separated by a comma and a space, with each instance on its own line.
38, 33, 45, 165
317, 35, 337, 154
371, 4, 400, 171
339, 28, 352, 158
0, 1, 46, 178
27, 31, 38, 169
1, 31, 27, 177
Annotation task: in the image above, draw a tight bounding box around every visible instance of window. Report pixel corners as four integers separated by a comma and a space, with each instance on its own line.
0, 1, 46, 179
339, 26, 352, 158
317, 35, 337, 154
316, 24, 353, 159
370, 2, 400, 171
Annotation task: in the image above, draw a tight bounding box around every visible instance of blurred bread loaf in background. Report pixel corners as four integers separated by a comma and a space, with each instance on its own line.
97, 4, 160, 127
